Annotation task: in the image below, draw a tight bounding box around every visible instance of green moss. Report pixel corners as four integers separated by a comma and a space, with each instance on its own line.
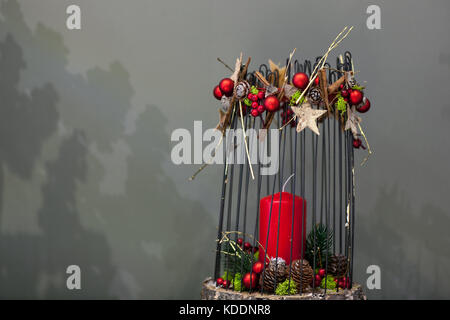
335, 95, 347, 117
290, 90, 304, 106
250, 86, 259, 95
232, 273, 243, 292
352, 85, 365, 91
253, 250, 259, 261
244, 98, 252, 106
320, 275, 337, 290
221, 271, 234, 281
275, 279, 298, 296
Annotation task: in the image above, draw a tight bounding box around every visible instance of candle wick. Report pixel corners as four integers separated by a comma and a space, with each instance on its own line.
282, 173, 295, 193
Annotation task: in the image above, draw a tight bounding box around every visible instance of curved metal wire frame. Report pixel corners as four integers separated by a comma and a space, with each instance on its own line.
214, 52, 356, 297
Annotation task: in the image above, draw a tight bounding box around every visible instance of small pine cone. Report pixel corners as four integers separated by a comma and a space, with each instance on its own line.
260, 258, 287, 293
327, 254, 348, 278
287, 259, 313, 292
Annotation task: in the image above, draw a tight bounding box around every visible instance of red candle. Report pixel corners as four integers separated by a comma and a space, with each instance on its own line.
259, 192, 306, 264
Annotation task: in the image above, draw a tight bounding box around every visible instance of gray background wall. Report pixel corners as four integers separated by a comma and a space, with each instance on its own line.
0, 0, 449, 299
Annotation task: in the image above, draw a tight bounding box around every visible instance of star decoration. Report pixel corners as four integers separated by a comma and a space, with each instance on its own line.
230, 53, 243, 83
291, 101, 327, 135
344, 106, 361, 138
215, 109, 227, 131
269, 59, 287, 87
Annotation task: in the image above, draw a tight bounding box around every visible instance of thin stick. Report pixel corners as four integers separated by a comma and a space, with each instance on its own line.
239, 101, 255, 180
188, 135, 224, 181
217, 57, 234, 72
357, 122, 373, 166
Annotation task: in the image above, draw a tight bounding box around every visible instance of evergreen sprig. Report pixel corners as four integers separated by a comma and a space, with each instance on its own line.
306, 224, 333, 269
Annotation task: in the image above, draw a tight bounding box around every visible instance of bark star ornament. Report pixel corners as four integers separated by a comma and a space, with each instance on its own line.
291, 101, 327, 135
344, 106, 361, 138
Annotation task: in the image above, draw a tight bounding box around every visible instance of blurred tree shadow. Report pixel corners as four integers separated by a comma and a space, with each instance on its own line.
0, 0, 216, 299
0, 2, 117, 298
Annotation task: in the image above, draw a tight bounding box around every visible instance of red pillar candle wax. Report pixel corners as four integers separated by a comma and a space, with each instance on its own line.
259, 192, 306, 264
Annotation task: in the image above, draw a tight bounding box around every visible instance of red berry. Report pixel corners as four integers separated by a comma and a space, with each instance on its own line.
251, 101, 258, 109
315, 280, 321, 287
251, 109, 259, 117
341, 89, 348, 97
264, 96, 280, 112
248, 93, 253, 100
216, 277, 224, 286
257, 91, 265, 100
222, 280, 230, 288
356, 97, 371, 113
339, 84, 344, 89
292, 72, 309, 90
237, 238, 243, 246
219, 78, 234, 97
252, 261, 264, 274
319, 269, 326, 278
244, 242, 252, 250
257, 105, 265, 113
349, 90, 363, 105
213, 85, 223, 100
243, 272, 258, 289
250, 94, 258, 102
353, 138, 362, 149
315, 274, 322, 282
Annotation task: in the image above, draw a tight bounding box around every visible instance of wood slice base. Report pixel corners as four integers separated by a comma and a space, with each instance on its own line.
201, 277, 366, 300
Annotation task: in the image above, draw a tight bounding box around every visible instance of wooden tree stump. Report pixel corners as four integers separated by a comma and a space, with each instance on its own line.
201, 278, 366, 300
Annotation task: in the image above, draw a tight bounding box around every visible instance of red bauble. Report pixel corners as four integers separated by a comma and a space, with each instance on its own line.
219, 78, 235, 97
257, 105, 265, 113
318, 269, 326, 278
292, 72, 309, 90
356, 97, 371, 113
251, 109, 259, 117
349, 90, 363, 105
257, 91, 265, 100
216, 277, 224, 286
243, 272, 258, 289
222, 280, 230, 288
264, 96, 280, 112
314, 76, 320, 86
252, 261, 264, 274
237, 238, 243, 246
213, 85, 223, 100
244, 242, 252, 251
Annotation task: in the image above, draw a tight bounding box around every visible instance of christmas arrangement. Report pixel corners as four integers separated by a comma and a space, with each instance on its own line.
192, 27, 372, 299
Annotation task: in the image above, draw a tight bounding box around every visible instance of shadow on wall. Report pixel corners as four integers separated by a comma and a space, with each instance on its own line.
0, 0, 216, 299
356, 185, 450, 299
0, 30, 116, 299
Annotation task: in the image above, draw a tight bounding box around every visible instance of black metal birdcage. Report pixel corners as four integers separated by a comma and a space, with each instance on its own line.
213, 52, 357, 297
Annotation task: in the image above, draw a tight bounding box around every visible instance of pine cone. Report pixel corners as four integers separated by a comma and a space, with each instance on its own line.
327, 254, 348, 278
287, 259, 313, 292
260, 258, 287, 293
